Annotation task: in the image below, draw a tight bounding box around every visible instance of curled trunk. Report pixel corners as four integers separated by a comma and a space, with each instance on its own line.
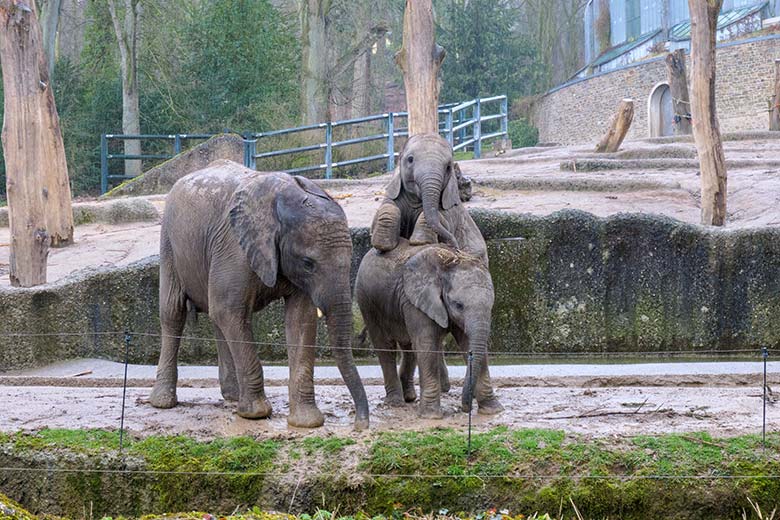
327, 302, 369, 429
421, 177, 458, 248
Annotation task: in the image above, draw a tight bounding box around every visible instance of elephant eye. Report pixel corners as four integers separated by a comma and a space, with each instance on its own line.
302, 257, 316, 272
407, 155, 414, 164
452, 301, 464, 311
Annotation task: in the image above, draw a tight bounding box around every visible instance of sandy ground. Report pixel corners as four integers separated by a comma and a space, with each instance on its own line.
0, 383, 775, 440
3, 136, 780, 287
1, 359, 777, 440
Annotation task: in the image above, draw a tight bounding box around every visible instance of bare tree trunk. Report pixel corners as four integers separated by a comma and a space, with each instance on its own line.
0, 0, 59, 286
666, 49, 692, 135
351, 50, 371, 120
108, 0, 142, 178
396, 0, 444, 136
688, 0, 726, 226
770, 59, 780, 131
300, 0, 330, 124
39, 0, 62, 77
595, 99, 634, 153
58, 0, 87, 65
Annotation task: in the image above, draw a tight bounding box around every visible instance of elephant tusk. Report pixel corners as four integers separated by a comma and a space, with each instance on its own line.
317, 308, 323, 318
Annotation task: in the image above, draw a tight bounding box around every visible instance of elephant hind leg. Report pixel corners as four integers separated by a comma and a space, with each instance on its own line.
367, 325, 404, 407
215, 324, 239, 402
150, 251, 186, 409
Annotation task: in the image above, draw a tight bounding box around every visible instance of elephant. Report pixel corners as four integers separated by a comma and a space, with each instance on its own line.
355, 238, 504, 418
148, 159, 369, 430
370, 133, 488, 266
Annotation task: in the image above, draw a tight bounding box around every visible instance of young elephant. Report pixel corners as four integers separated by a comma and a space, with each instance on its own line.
371, 133, 488, 265
355, 239, 503, 418
149, 159, 369, 430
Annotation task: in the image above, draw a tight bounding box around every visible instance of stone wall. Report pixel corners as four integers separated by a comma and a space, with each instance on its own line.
533, 35, 780, 145
3, 211, 780, 371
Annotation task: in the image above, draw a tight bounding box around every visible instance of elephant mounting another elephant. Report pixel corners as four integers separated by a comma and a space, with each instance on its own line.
361, 133, 503, 418
149, 159, 369, 430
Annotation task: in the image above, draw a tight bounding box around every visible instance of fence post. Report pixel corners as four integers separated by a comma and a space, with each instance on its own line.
501, 96, 508, 137
446, 108, 454, 146
244, 138, 257, 170
474, 98, 482, 159
173, 134, 182, 155
459, 108, 466, 146
325, 122, 333, 179
386, 113, 396, 172
100, 134, 109, 194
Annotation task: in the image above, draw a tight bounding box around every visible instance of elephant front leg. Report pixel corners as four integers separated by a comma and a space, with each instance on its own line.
285, 292, 324, 428
370, 202, 402, 251
410, 329, 444, 419
215, 325, 239, 401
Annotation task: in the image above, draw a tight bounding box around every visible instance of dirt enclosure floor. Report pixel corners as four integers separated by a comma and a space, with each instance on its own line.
4, 133, 780, 286
1, 360, 778, 441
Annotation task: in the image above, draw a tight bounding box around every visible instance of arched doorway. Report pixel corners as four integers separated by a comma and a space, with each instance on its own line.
648, 83, 674, 137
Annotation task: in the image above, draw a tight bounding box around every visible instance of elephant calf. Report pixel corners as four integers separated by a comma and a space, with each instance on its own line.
356, 239, 503, 418
149, 160, 369, 430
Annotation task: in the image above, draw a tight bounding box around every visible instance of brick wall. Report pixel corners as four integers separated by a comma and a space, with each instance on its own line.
533, 34, 780, 145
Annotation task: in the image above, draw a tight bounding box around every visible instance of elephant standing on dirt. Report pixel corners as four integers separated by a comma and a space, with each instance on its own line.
149, 159, 369, 430
355, 239, 503, 418
370, 133, 488, 265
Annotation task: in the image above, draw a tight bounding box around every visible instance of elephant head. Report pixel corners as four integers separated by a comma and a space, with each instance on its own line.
402, 246, 494, 412
386, 134, 461, 248
230, 173, 369, 429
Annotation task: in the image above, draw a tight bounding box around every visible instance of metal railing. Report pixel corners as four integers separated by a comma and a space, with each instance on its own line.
100, 95, 508, 194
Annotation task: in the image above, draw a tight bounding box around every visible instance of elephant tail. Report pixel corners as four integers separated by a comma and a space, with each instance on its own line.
186, 299, 198, 326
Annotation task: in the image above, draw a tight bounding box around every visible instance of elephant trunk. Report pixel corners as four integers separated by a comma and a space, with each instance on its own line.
462, 322, 490, 412
326, 300, 370, 430
420, 175, 459, 248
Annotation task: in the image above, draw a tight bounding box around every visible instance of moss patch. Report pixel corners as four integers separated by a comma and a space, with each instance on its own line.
1, 428, 778, 519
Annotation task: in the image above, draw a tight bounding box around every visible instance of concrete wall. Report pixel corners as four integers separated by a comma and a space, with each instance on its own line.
3, 210, 780, 371
534, 35, 780, 145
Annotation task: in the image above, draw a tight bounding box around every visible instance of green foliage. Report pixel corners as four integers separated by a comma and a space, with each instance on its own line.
436, 0, 545, 103
507, 119, 539, 148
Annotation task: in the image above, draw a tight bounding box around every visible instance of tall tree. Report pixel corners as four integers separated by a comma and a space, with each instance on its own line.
397, 0, 443, 135
39, 0, 63, 76
688, 0, 726, 226
300, 0, 330, 124
107, 0, 142, 177
1, 0, 75, 285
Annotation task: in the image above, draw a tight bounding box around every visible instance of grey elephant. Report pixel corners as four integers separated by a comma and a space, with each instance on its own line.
371, 133, 488, 265
149, 159, 369, 430
355, 238, 503, 418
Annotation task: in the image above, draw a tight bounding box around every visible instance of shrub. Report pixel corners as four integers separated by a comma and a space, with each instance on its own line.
508, 118, 539, 148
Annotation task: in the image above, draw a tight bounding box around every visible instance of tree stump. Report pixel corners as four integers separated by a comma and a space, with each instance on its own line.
396, 0, 445, 136
770, 59, 780, 131
595, 99, 634, 153
0, 0, 58, 286
688, 0, 726, 226
666, 49, 692, 135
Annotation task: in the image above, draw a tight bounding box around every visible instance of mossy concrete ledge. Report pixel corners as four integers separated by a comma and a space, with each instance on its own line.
3, 210, 780, 370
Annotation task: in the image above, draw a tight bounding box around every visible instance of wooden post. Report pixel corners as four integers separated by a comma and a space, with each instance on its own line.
688, 0, 726, 226
396, 0, 445, 136
595, 99, 634, 153
666, 49, 692, 135
770, 59, 780, 131
0, 0, 55, 286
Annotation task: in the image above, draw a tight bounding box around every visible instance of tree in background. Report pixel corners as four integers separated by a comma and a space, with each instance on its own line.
39, 0, 63, 76
107, 0, 142, 177
437, 0, 545, 103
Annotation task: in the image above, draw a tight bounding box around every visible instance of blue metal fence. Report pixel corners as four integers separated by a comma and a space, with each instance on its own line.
100, 95, 508, 194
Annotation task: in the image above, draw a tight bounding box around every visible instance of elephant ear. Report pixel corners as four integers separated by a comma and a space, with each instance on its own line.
402, 248, 448, 328
385, 168, 402, 199
294, 175, 332, 200
442, 169, 460, 210
229, 176, 282, 288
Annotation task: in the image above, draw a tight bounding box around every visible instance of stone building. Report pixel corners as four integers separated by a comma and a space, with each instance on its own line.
533, 1, 780, 144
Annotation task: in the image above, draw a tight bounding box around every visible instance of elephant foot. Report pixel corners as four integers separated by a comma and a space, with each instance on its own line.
220, 386, 240, 402
478, 398, 505, 416
288, 403, 325, 428
403, 387, 417, 403
149, 381, 177, 409
384, 391, 406, 407
237, 397, 273, 419
418, 404, 444, 420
